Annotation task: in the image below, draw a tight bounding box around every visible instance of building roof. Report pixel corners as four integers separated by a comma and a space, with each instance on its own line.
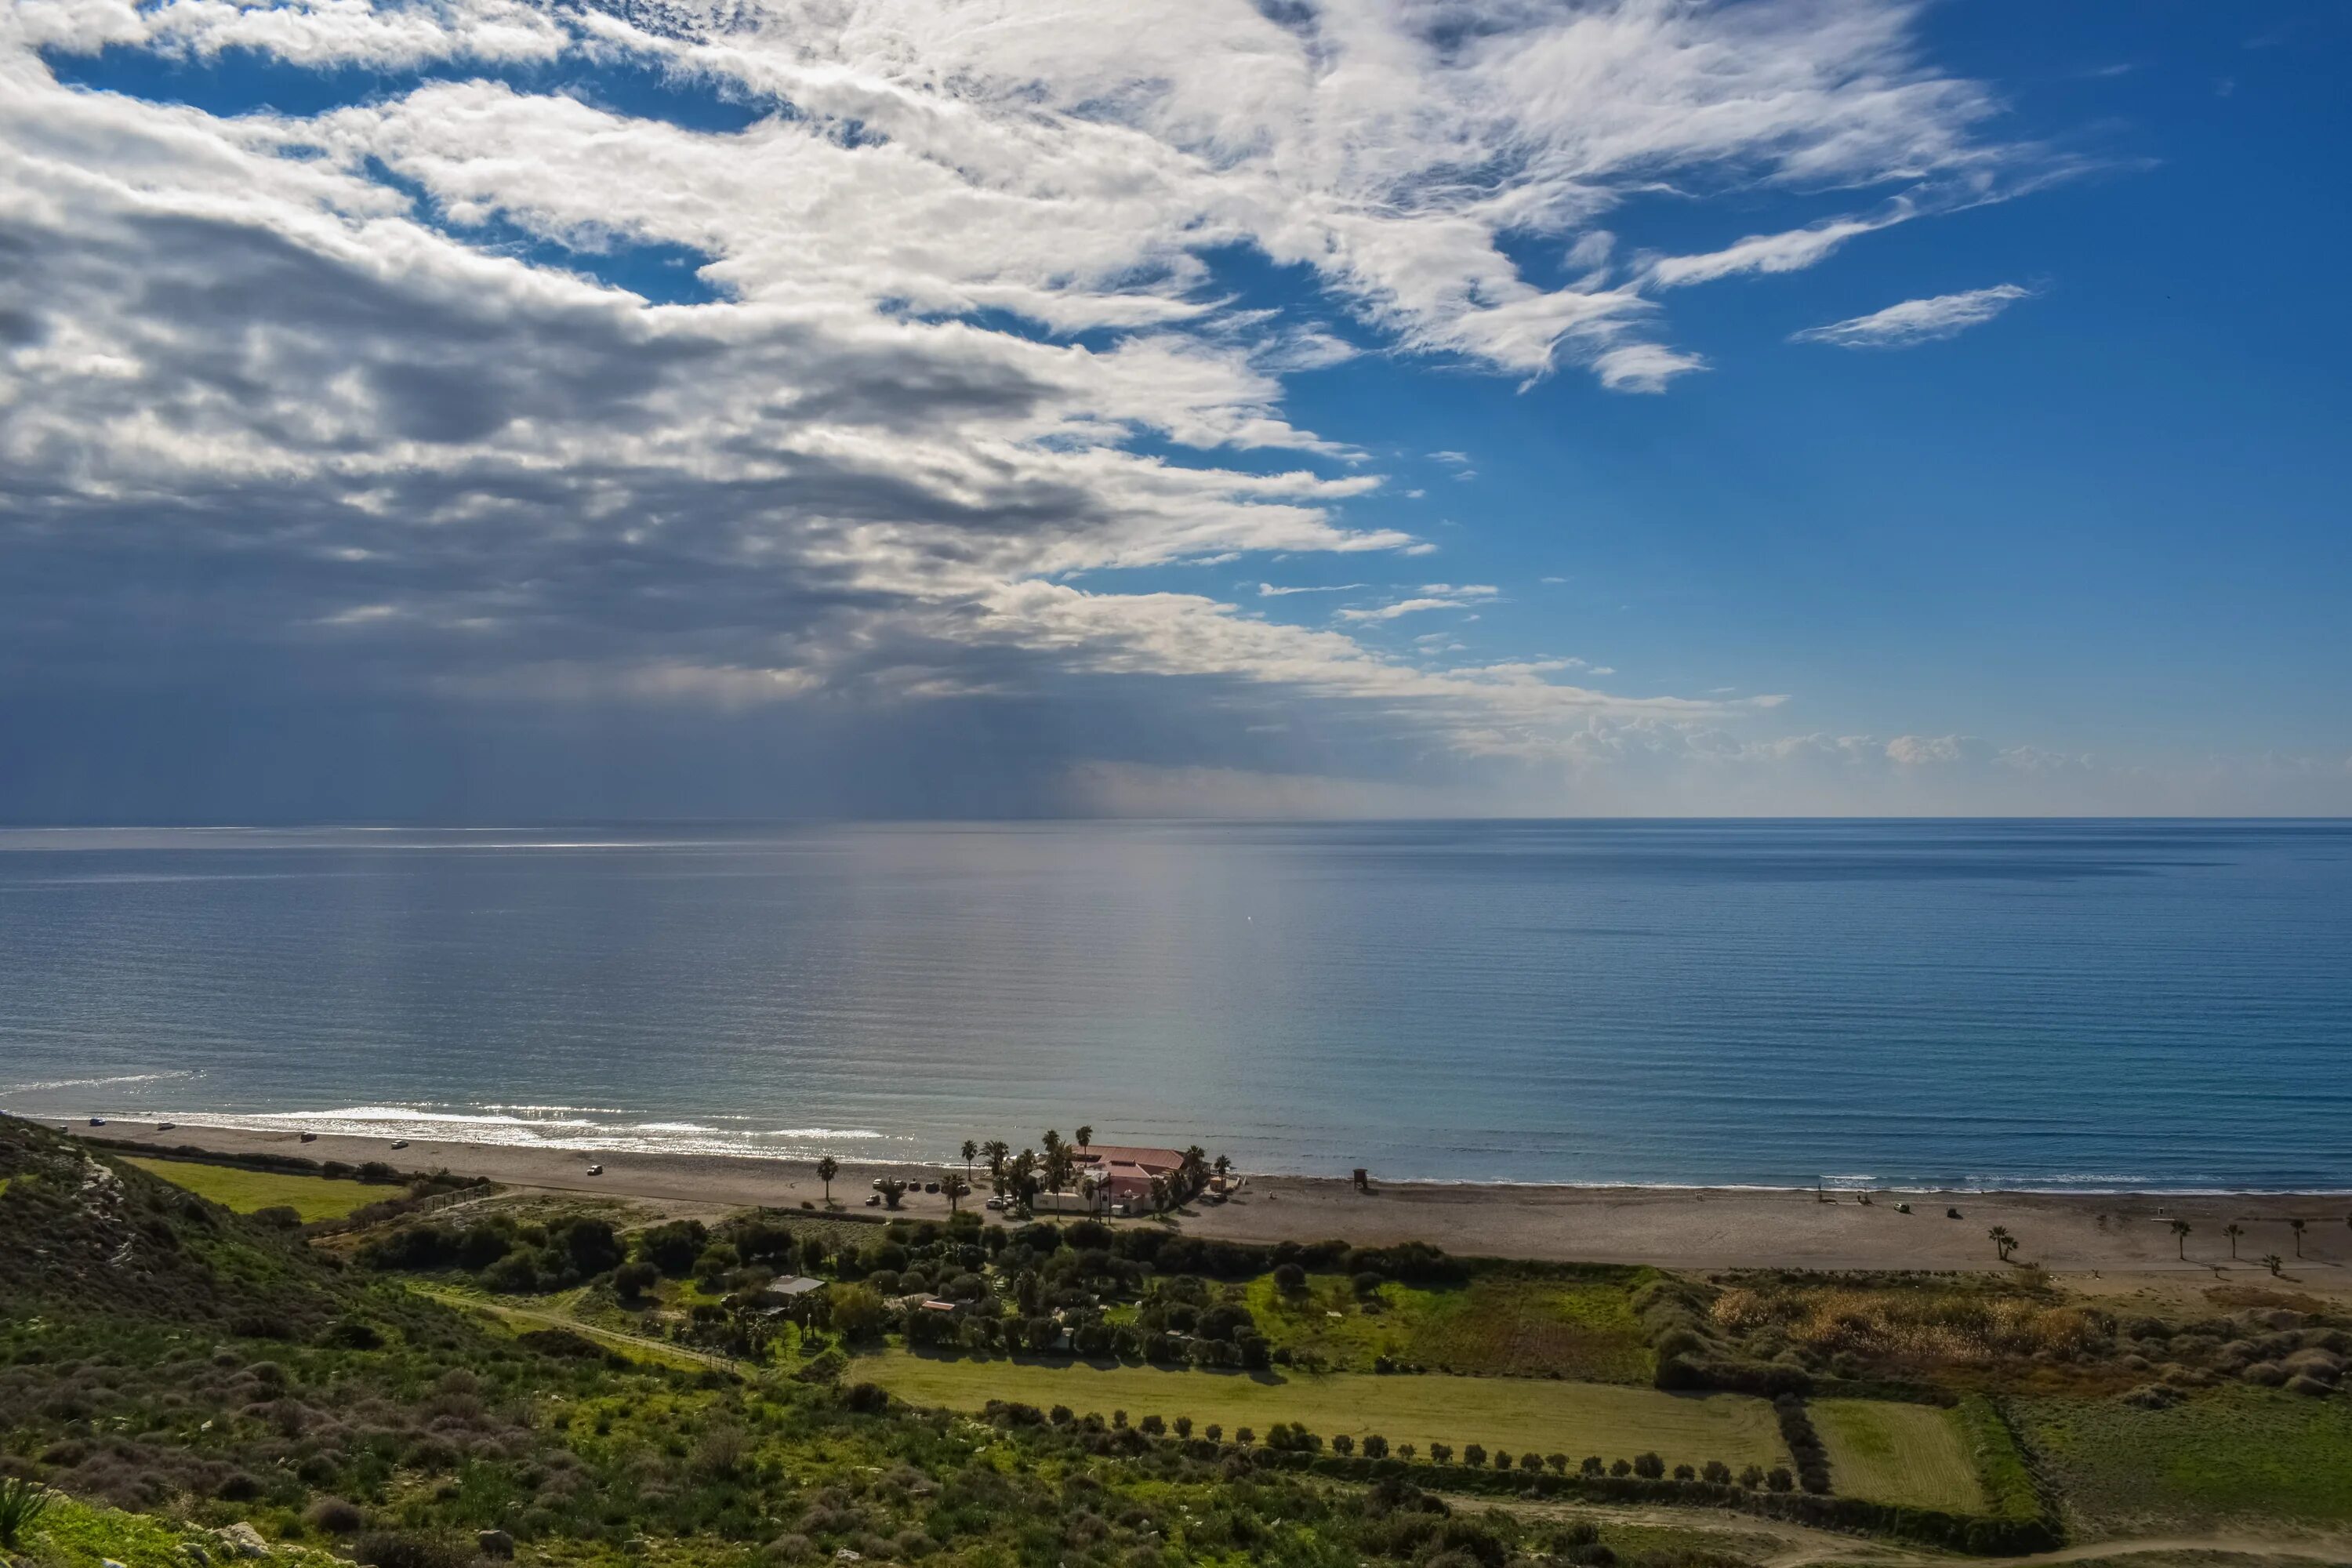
760, 1276, 828, 1298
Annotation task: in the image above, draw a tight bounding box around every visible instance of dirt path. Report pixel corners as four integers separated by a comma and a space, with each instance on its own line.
413, 1285, 739, 1372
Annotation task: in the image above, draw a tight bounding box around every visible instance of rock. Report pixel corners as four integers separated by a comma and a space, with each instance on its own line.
476, 1532, 515, 1560
217, 1525, 270, 1559
105, 1558, 130, 1568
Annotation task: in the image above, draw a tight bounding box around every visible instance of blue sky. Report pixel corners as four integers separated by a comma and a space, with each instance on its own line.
2, 0, 2346, 818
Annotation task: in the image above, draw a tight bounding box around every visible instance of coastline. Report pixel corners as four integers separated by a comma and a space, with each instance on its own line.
65, 1118, 2352, 1285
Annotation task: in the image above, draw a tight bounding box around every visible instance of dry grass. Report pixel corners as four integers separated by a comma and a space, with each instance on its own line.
1712, 1283, 2107, 1366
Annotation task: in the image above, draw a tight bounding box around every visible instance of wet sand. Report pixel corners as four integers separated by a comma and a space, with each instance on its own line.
72, 1120, 2352, 1285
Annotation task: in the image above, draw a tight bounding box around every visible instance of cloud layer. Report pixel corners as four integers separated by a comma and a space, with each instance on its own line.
0, 0, 2136, 814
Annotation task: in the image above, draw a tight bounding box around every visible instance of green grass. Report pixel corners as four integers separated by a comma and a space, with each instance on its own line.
860, 1348, 1787, 1472
125, 1156, 383, 1221
8, 1494, 342, 1568
1242, 1269, 1655, 1383
1812, 1399, 1985, 1513
2014, 1385, 2352, 1530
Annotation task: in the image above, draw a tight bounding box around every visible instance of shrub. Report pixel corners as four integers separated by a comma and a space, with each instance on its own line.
1581, 1455, 1604, 1475
1272, 1263, 1308, 1294
1462, 1444, 1486, 1468
305, 1497, 366, 1535
355, 1532, 474, 1568
1766, 1467, 1794, 1493
1330, 1434, 1354, 1455
1633, 1451, 1664, 1479
1361, 1434, 1388, 1459
0, 1477, 53, 1548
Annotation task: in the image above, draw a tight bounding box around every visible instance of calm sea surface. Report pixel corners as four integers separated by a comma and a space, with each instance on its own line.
2, 821, 2347, 1191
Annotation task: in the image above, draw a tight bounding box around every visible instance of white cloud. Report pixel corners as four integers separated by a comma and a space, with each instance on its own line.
0, 0, 2077, 812
1257, 582, 1365, 597
1793, 285, 2034, 347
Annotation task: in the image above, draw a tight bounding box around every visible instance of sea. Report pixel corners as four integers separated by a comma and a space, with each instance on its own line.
2, 820, 2347, 1192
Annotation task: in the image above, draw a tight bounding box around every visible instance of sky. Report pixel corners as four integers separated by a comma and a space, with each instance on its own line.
1, 0, 2347, 820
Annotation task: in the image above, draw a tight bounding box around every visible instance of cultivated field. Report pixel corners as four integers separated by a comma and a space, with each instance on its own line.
2013, 1386, 2352, 1530
125, 1157, 382, 1221
1810, 1399, 1985, 1512
861, 1349, 1788, 1472
1241, 1268, 1657, 1382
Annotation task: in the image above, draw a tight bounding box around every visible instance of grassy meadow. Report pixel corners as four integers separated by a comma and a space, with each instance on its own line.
1242, 1267, 1657, 1382
1809, 1399, 1984, 1512
122, 1157, 384, 1221
2013, 1385, 2352, 1529
858, 1348, 1788, 1472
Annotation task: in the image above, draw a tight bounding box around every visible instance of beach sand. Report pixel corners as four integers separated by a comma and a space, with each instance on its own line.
71, 1121, 2351, 1287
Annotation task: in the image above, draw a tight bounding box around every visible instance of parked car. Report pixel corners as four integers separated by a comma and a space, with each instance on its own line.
984, 1196, 1005, 1210
585, 1163, 603, 1176
390, 1138, 409, 1150
155, 1121, 176, 1131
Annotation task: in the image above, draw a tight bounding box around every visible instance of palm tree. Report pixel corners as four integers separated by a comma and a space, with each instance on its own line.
2290, 1218, 2307, 1258
1987, 1225, 2015, 1262
1180, 1145, 1208, 1200
2262, 1253, 2285, 1277
982, 1140, 1010, 1200
2170, 1218, 2191, 1260
942, 1171, 969, 1213
815, 1156, 840, 1206
961, 1139, 978, 1190
1075, 1125, 1093, 1151
2224, 1222, 2245, 1258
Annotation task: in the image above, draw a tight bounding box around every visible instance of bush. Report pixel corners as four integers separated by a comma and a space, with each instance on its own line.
306, 1497, 366, 1535
1633, 1451, 1664, 1479
1462, 1444, 1486, 1468
0, 1477, 53, 1548
1272, 1262, 1308, 1294
355, 1532, 474, 1568
612, 1260, 659, 1300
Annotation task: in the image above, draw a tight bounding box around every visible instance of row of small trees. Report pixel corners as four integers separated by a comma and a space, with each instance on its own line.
1005, 1406, 1795, 1490
809, 1131, 1232, 1218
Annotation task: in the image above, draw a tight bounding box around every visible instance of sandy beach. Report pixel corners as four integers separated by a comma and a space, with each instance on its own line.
70, 1120, 2352, 1287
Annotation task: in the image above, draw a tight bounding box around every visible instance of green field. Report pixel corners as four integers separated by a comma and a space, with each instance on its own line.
2014, 1386, 2352, 1529
860, 1349, 1787, 1472
125, 1157, 382, 1221
1242, 1269, 1655, 1383
1812, 1399, 1986, 1513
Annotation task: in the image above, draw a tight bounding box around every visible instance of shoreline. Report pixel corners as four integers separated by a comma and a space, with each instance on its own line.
60, 1118, 2352, 1285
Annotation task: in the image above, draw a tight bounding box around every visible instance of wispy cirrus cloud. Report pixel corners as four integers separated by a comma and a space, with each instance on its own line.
1793, 285, 2036, 347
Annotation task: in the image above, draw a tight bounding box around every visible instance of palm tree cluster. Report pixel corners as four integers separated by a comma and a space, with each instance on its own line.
809, 1125, 1225, 1221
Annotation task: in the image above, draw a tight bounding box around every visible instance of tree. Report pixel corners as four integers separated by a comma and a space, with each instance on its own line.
815, 1156, 840, 1206
1462, 1444, 1486, 1468
2291, 1218, 2307, 1257
1987, 1225, 2016, 1261
1428, 1443, 1452, 1465
1075, 1124, 1093, 1149
2225, 1222, 2245, 1258
2263, 1252, 2285, 1276
961, 1139, 978, 1189
982, 1140, 1011, 1200
827, 1283, 885, 1339
877, 1177, 907, 1210
2170, 1218, 2192, 1259
1213, 1153, 1232, 1181
942, 1171, 970, 1212
1634, 1451, 1664, 1479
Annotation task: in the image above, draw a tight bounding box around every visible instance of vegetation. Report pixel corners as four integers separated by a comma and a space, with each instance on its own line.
123, 1157, 387, 1222
1810, 1399, 1985, 1512
861, 1349, 1790, 1470
1241, 1267, 1655, 1382
2015, 1385, 2352, 1530
7, 1113, 2346, 1566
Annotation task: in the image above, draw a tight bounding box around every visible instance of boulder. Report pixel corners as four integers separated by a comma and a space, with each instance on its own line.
217, 1525, 270, 1559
